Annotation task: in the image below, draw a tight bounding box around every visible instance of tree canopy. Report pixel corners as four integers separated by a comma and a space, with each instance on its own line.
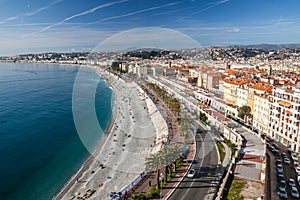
238, 105, 252, 121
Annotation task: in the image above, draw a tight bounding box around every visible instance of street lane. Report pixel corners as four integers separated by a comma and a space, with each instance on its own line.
168, 127, 219, 200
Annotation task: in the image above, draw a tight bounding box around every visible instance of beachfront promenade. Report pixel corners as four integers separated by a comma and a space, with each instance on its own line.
118, 77, 196, 199
56, 69, 231, 200
56, 69, 170, 200
117, 75, 231, 200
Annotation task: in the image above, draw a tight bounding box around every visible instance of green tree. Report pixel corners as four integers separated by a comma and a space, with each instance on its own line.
199, 111, 208, 123
145, 151, 165, 189
161, 144, 182, 181
180, 114, 192, 136
238, 105, 252, 122
145, 144, 182, 188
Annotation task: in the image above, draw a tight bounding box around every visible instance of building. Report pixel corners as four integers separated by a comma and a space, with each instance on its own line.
236, 85, 248, 107
152, 66, 163, 77
222, 78, 249, 106
269, 86, 300, 152
247, 83, 272, 115
163, 68, 176, 78
207, 73, 221, 91
253, 94, 270, 136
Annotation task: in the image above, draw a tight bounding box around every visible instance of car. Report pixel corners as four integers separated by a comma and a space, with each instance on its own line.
187, 168, 196, 178
291, 186, 299, 198
279, 180, 286, 190
274, 150, 280, 157
277, 173, 284, 182
273, 143, 279, 150
277, 164, 284, 173
284, 158, 290, 164
292, 153, 299, 161
276, 158, 282, 165
278, 188, 288, 199
295, 167, 300, 174
289, 178, 296, 187
282, 152, 287, 158
270, 146, 275, 153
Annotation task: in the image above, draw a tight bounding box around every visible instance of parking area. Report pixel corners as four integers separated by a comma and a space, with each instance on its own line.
266, 138, 300, 199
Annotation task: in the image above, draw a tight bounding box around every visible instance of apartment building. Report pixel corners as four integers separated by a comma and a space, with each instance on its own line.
247, 83, 272, 114
269, 86, 300, 152
253, 94, 270, 136
236, 85, 248, 107
207, 74, 221, 91
223, 78, 249, 106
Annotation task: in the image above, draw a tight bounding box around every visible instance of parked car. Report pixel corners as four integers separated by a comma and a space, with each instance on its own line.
289, 178, 296, 188
187, 168, 196, 178
282, 152, 287, 158
291, 186, 299, 198
273, 143, 279, 150
278, 188, 288, 199
277, 173, 284, 182
279, 180, 286, 190
275, 150, 281, 157
270, 146, 275, 153
284, 158, 290, 164
277, 164, 284, 173
276, 158, 282, 165
295, 167, 300, 174
292, 153, 299, 161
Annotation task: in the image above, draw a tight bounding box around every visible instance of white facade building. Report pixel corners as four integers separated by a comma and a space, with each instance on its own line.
269, 87, 300, 152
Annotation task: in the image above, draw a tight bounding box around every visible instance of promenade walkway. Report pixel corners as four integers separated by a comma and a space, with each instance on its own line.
120, 138, 195, 200
118, 80, 195, 200
118, 77, 232, 200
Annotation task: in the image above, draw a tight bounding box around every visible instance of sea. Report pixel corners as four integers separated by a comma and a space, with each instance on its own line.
0, 62, 113, 200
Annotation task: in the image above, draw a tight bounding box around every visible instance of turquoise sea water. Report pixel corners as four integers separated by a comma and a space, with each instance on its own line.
0, 63, 113, 200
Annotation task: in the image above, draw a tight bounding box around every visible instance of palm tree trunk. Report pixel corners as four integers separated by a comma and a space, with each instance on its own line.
156, 169, 160, 189
165, 166, 168, 182
174, 161, 177, 172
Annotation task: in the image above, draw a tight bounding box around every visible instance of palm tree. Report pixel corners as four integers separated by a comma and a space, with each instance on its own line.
180, 114, 192, 136
145, 144, 182, 188
145, 152, 165, 189
161, 144, 182, 181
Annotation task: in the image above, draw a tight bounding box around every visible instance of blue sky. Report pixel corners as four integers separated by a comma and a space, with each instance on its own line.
0, 0, 300, 55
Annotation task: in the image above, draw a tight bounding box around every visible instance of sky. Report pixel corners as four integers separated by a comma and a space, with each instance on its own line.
0, 0, 300, 55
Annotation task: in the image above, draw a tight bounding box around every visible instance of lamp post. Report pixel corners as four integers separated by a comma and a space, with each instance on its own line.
159, 173, 163, 200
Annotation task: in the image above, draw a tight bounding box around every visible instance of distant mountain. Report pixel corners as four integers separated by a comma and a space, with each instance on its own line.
227, 43, 300, 50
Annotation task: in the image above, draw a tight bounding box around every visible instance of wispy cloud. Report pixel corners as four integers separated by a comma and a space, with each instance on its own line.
0, 0, 64, 25
85, 1, 183, 25
193, 0, 230, 14
153, 7, 189, 16
23, 0, 128, 37
0, 16, 18, 25
25, 0, 64, 17
227, 27, 240, 33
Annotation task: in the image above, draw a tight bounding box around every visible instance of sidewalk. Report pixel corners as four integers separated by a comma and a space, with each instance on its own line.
221, 141, 232, 168
118, 81, 196, 200
119, 140, 195, 200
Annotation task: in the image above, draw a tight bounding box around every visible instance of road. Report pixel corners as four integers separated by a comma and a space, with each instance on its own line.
168, 126, 219, 200
266, 139, 300, 200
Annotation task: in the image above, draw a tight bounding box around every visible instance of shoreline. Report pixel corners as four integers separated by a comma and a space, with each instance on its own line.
54, 66, 168, 200
53, 68, 118, 200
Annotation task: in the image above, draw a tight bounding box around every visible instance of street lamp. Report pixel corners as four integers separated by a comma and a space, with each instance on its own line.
159, 173, 163, 200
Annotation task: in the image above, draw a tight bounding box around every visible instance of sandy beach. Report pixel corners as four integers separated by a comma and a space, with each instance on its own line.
55, 68, 168, 200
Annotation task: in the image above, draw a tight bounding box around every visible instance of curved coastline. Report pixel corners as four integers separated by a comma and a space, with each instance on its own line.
54, 66, 169, 200
53, 66, 117, 200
